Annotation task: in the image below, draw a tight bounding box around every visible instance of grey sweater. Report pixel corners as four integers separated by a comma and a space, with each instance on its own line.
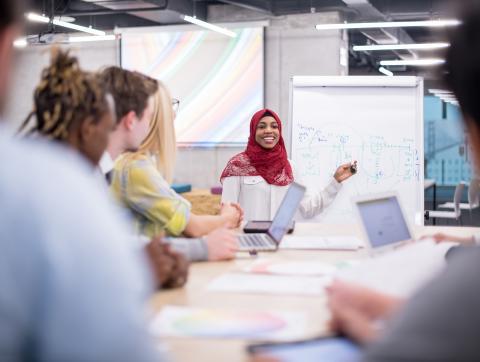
165, 237, 209, 262
364, 246, 480, 361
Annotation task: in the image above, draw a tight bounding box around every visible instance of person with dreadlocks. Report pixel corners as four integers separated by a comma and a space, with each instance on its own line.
18, 49, 189, 291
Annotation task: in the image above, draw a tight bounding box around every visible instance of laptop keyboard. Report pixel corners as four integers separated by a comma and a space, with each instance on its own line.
238, 234, 276, 251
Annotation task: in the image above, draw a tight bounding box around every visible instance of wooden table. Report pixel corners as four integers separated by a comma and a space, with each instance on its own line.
150, 223, 480, 362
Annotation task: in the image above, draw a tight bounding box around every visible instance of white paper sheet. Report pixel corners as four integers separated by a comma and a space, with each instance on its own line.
335, 240, 457, 297
280, 235, 364, 250
150, 305, 308, 341
207, 273, 331, 296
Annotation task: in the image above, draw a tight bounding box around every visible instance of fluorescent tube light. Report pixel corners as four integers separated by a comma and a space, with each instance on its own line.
439, 96, 457, 101
26, 13, 49, 23
54, 19, 105, 36
316, 19, 461, 31
380, 59, 445, 66
353, 42, 450, 52
183, 15, 237, 38
436, 92, 457, 103
378, 67, 393, 76
13, 37, 27, 48
68, 35, 116, 43
26, 12, 105, 36
428, 89, 453, 95
443, 100, 458, 105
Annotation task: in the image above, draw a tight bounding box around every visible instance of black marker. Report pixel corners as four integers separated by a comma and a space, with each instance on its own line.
350, 163, 357, 174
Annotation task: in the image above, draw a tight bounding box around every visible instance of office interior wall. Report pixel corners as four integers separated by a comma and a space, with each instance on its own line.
5, 10, 345, 188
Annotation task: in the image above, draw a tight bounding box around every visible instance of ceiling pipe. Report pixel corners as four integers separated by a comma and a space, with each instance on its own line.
341, 0, 419, 61
62, 6, 169, 17
215, 0, 273, 15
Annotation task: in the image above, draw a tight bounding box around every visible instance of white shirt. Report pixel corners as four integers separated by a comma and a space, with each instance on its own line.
221, 160, 342, 220
99, 151, 114, 175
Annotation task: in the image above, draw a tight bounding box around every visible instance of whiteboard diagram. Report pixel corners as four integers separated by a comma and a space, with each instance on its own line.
289, 76, 424, 225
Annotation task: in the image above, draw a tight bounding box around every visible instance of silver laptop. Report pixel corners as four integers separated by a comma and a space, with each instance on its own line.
353, 192, 414, 254
238, 182, 306, 252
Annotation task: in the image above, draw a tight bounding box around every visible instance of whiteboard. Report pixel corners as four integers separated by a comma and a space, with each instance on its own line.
288, 76, 424, 225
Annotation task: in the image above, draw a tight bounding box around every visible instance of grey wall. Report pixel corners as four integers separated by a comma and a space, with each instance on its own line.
5, 41, 119, 128
5, 9, 346, 189
174, 146, 244, 188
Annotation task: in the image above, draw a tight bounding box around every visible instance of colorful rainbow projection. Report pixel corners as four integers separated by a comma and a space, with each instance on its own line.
171, 309, 286, 337
121, 27, 264, 145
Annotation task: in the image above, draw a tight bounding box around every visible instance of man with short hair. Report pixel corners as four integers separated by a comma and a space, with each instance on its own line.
98, 66, 157, 178
0, 1, 164, 360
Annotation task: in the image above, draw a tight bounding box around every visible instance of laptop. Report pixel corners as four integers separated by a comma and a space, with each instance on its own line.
352, 192, 414, 254
343, 192, 456, 296
238, 182, 306, 252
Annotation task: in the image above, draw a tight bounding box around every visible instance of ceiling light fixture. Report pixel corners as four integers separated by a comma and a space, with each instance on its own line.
316, 19, 461, 31
428, 89, 453, 95
183, 15, 237, 38
68, 35, 116, 43
353, 42, 450, 52
378, 66, 394, 76
380, 59, 445, 66
439, 95, 457, 101
26, 12, 105, 36
433, 91, 458, 105
13, 37, 27, 48
53, 16, 76, 23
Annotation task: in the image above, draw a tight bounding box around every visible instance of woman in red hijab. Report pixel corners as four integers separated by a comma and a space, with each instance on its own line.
220, 109, 357, 220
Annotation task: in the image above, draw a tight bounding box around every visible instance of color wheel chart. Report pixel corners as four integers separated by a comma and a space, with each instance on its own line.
150, 306, 306, 340
120, 26, 264, 146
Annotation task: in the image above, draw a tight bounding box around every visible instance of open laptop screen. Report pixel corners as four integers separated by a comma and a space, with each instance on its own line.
356, 196, 411, 248
269, 182, 306, 242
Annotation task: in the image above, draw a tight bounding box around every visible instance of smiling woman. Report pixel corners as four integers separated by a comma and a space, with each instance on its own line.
255, 115, 280, 148
220, 108, 358, 221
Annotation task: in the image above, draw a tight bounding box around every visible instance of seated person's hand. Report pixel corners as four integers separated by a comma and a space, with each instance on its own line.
204, 228, 239, 261
162, 245, 189, 289
145, 236, 189, 289
220, 202, 242, 228
334, 161, 357, 183
230, 202, 244, 225
421, 232, 474, 245
327, 280, 403, 344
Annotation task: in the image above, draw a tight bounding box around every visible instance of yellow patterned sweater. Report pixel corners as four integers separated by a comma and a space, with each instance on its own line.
110, 153, 191, 237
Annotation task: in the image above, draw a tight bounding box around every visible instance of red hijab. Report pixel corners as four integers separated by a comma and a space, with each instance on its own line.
220, 109, 293, 186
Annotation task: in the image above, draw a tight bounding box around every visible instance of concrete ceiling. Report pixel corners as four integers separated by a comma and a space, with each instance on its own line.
27, 0, 457, 37
26, 0, 459, 78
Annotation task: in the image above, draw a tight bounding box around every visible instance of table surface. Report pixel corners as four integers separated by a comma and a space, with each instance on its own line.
150, 223, 479, 362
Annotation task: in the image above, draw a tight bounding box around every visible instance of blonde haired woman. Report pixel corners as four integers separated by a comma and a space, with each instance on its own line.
137, 82, 177, 185
110, 81, 242, 260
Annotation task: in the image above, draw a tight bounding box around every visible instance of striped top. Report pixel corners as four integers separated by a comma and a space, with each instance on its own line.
111, 153, 191, 237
